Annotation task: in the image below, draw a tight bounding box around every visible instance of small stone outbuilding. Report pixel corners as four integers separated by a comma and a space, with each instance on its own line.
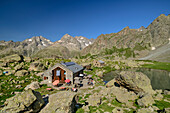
42, 62, 83, 85
93, 60, 105, 67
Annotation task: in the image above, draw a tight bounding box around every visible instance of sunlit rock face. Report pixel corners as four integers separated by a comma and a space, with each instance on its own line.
81, 14, 170, 59
54, 34, 94, 51
0, 36, 53, 58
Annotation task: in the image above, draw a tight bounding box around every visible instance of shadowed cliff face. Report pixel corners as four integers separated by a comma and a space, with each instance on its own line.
81, 14, 170, 59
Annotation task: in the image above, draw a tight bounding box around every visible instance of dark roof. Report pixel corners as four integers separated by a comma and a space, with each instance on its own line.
61, 62, 75, 66
61, 62, 83, 74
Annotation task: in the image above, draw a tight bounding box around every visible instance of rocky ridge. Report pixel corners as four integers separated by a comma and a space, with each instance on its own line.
82, 14, 170, 61
0, 36, 53, 58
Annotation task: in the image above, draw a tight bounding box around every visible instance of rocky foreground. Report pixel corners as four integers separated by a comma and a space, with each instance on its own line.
0, 69, 170, 113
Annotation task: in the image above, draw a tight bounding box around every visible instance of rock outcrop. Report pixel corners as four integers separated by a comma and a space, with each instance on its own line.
0, 36, 53, 58
0, 54, 24, 63
25, 81, 40, 90
1, 89, 44, 113
137, 94, 155, 107
40, 91, 78, 113
15, 70, 29, 76
82, 14, 170, 61
115, 71, 155, 94
29, 61, 46, 71
86, 93, 102, 106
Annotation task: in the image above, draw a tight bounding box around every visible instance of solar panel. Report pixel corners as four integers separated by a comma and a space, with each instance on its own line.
62, 62, 75, 66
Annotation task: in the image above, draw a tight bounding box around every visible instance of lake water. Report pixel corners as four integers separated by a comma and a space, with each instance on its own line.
102, 68, 170, 90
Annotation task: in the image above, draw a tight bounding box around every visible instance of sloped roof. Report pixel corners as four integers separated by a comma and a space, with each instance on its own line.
61, 62, 83, 74
44, 62, 83, 76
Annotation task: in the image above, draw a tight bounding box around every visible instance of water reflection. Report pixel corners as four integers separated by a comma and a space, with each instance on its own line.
103, 68, 170, 90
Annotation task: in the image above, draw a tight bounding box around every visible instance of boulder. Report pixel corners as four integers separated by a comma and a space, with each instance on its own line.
112, 107, 124, 113
115, 64, 120, 70
164, 90, 170, 95
155, 89, 162, 94
15, 70, 29, 76
29, 61, 46, 71
106, 78, 117, 87
165, 108, 170, 113
24, 56, 32, 62
25, 81, 40, 90
137, 94, 155, 107
0, 54, 24, 63
40, 91, 78, 113
0, 62, 8, 67
0, 70, 2, 75
16, 85, 22, 88
36, 72, 44, 77
137, 108, 155, 113
154, 93, 163, 100
14, 62, 24, 71
96, 71, 103, 77
87, 93, 102, 106
115, 71, 155, 94
2, 89, 44, 113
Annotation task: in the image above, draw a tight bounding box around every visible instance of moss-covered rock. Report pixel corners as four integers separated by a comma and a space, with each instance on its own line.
40, 91, 78, 113
116, 71, 155, 94
2, 89, 44, 113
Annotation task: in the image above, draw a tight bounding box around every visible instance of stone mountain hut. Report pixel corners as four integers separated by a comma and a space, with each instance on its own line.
93, 60, 105, 67
42, 62, 83, 85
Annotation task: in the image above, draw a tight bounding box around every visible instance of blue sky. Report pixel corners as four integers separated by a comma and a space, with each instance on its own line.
0, 0, 170, 42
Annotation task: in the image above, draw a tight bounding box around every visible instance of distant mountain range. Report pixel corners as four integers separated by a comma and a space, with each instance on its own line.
0, 14, 170, 62
0, 34, 94, 58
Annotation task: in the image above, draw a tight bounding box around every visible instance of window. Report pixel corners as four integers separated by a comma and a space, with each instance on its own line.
56, 70, 60, 76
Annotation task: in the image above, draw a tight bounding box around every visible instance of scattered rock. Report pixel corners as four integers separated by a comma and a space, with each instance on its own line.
46, 61, 50, 66
15, 70, 29, 76
116, 71, 155, 94
19, 80, 25, 84
154, 93, 163, 100
0, 54, 24, 63
36, 72, 44, 77
0, 70, 2, 75
96, 71, 103, 77
106, 78, 117, 87
137, 94, 155, 107
81, 105, 90, 112
165, 108, 170, 113
14, 92, 21, 95
40, 91, 78, 113
24, 56, 32, 62
14, 62, 24, 71
2, 89, 44, 113
137, 108, 154, 113
155, 89, 162, 94
15, 85, 22, 88
164, 90, 170, 95
87, 93, 102, 106
25, 81, 40, 90
115, 64, 120, 70
29, 61, 46, 71
112, 107, 124, 113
